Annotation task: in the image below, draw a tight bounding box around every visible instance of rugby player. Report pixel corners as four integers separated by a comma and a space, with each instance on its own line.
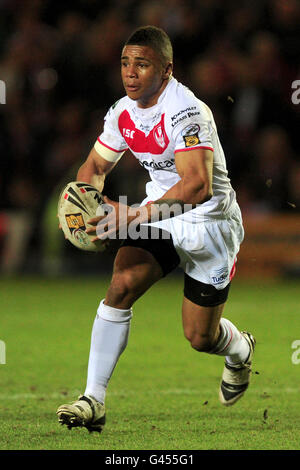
57, 26, 256, 433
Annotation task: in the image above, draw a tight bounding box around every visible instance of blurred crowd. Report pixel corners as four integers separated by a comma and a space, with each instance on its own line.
0, 0, 299, 273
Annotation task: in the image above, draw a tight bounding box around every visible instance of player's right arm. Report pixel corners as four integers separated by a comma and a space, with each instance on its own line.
77, 100, 128, 192
76, 147, 117, 193
58, 146, 118, 232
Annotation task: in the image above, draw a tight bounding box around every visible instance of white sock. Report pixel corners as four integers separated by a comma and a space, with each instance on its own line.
210, 318, 250, 365
84, 299, 132, 404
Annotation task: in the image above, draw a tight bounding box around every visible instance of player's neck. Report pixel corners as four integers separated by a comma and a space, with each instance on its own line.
137, 76, 172, 109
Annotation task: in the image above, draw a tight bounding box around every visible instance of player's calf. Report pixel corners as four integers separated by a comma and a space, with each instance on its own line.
184, 330, 219, 352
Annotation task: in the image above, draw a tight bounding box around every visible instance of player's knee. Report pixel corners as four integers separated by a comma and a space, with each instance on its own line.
108, 270, 141, 303
185, 330, 216, 352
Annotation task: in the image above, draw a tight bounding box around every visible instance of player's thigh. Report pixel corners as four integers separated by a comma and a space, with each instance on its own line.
112, 244, 163, 282
107, 226, 181, 307
106, 245, 164, 308
182, 296, 225, 352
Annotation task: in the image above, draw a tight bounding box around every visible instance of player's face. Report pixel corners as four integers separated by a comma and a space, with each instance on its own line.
121, 45, 171, 108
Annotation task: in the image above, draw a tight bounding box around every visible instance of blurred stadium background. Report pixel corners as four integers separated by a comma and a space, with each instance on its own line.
1, 0, 300, 451
0, 0, 299, 279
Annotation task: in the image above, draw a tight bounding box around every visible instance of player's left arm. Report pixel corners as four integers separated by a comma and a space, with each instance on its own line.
160, 147, 213, 205
119, 146, 213, 216
144, 147, 213, 221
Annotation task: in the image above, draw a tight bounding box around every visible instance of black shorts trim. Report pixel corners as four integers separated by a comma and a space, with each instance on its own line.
184, 273, 231, 307
121, 226, 180, 277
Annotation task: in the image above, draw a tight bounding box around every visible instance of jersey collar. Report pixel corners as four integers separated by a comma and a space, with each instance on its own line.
132, 77, 176, 118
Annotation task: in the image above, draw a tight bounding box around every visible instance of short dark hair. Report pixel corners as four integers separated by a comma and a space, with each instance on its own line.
124, 25, 173, 66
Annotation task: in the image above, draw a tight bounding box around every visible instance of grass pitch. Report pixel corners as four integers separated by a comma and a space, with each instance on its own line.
1, 275, 300, 450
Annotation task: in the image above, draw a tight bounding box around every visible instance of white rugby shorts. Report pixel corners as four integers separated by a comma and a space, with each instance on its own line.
142, 201, 244, 290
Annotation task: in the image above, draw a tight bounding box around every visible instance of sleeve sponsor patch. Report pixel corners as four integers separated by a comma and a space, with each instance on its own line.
181, 124, 201, 148
183, 135, 200, 147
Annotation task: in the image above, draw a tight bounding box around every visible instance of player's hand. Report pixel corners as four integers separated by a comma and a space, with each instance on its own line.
86, 196, 142, 242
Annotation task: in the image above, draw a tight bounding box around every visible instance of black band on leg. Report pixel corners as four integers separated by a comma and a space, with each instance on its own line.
184, 273, 231, 307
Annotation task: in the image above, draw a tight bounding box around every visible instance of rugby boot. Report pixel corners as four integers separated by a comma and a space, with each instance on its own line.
57, 394, 105, 433
219, 331, 256, 406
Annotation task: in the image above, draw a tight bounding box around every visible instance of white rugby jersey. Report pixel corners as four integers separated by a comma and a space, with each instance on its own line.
94, 77, 237, 221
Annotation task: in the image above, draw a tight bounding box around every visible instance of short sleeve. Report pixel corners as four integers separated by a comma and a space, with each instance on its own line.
171, 102, 214, 154
94, 103, 128, 162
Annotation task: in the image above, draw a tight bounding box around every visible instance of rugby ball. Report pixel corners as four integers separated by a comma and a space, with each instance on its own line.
58, 181, 106, 252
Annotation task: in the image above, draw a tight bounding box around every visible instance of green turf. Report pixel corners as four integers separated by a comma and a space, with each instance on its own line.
0, 275, 300, 450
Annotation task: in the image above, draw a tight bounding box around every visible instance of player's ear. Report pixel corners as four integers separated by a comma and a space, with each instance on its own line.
163, 62, 173, 79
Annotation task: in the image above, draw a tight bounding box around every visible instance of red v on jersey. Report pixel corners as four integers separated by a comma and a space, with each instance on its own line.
118, 110, 170, 155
